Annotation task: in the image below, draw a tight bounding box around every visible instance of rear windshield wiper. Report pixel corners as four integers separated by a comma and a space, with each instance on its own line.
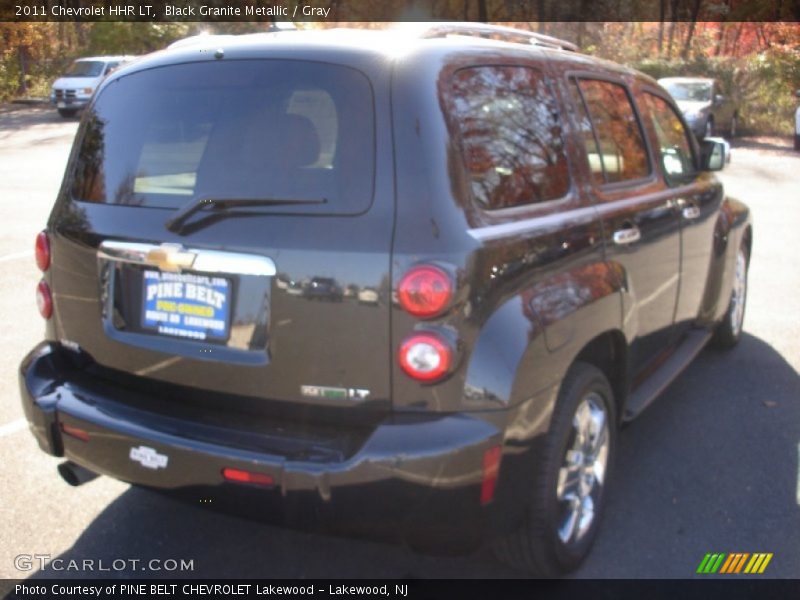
165, 196, 328, 233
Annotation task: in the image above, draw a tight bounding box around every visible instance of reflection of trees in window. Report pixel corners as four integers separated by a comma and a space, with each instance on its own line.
56, 201, 89, 234
643, 94, 695, 181
113, 172, 145, 206
71, 113, 106, 202
577, 80, 649, 183
449, 66, 569, 210
568, 80, 605, 185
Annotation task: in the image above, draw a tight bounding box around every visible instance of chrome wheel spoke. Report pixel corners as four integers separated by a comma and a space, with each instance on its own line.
730, 250, 747, 335
587, 407, 607, 454
576, 496, 595, 540
558, 494, 581, 543
573, 403, 591, 446
592, 442, 608, 485
556, 391, 611, 545
557, 464, 581, 499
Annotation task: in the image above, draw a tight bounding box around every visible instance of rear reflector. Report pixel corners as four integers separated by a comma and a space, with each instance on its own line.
60, 422, 90, 442
398, 331, 452, 382
480, 445, 502, 505
36, 280, 53, 319
35, 231, 50, 272
222, 467, 274, 487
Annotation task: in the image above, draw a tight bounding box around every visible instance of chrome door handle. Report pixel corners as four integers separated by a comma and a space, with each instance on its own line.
682, 205, 701, 220
613, 226, 641, 245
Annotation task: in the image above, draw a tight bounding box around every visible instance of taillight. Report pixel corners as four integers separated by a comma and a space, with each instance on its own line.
397, 265, 453, 318
398, 332, 452, 382
36, 280, 53, 319
222, 467, 274, 487
480, 445, 502, 505
35, 231, 50, 271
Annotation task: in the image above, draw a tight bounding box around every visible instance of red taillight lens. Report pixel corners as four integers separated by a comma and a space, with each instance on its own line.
222, 467, 274, 487
480, 445, 502, 505
397, 265, 453, 318
398, 332, 452, 382
36, 280, 53, 319
35, 231, 50, 271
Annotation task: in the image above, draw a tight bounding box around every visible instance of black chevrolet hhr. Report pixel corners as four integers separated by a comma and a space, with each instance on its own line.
21, 23, 752, 575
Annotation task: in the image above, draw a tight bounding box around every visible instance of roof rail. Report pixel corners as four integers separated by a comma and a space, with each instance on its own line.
410, 22, 579, 52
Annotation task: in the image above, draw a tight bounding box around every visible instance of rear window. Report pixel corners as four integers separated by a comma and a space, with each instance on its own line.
70, 60, 375, 214
446, 66, 570, 210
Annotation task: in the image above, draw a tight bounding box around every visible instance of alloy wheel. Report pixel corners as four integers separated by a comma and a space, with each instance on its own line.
730, 248, 747, 336
556, 392, 610, 545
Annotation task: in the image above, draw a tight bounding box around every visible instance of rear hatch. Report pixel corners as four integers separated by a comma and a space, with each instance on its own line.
48, 56, 394, 422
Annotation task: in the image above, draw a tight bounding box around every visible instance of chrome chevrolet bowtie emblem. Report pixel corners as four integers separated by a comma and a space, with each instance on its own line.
129, 446, 169, 470
144, 244, 196, 273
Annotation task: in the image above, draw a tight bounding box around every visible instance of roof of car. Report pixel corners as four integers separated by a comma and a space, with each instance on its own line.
111, 26, 652, 88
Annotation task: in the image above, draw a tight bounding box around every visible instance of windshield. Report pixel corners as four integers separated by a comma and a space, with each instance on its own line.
65, 60, 105, 78
70, 60, 375, 213
663, 81, 712, 102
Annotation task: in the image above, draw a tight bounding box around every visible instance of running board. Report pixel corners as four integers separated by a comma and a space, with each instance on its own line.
623, 329, 713, 422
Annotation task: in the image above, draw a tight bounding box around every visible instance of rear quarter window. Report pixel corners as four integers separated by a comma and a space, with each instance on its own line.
445, 65, 570, 210
70, 60, 375, 214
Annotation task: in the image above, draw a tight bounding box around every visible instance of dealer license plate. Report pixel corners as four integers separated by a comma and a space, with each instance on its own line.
141, 270, 231, 341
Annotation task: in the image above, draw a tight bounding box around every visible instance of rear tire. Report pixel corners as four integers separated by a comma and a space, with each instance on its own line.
493, 361, 616, 576
712, 243, 749, 349
58, 108, 78, 118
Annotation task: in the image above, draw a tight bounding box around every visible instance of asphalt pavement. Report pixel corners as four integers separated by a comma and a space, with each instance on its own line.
0, 106, 798, 579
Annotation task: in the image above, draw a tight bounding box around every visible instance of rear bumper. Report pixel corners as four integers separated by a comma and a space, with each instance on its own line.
19, 342, 511, 551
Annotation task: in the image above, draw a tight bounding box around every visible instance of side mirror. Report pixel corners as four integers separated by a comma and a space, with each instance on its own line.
714, 94, 725, 106
701, 139, 726, 171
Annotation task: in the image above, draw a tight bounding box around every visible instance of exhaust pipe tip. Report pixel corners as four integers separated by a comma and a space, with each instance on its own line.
57, 461, 99, 487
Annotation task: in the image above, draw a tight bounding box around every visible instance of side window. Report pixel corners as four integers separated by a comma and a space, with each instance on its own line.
447, 66, 569, 210
643, 93, 697, 183
573, 79, 650, 185
568, 80, 604, 185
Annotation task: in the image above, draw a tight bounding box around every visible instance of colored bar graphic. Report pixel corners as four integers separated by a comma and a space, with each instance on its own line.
710, 554, 725, 573
734, 553, 749, 573
719, 554, 738, 573
697, 553, 713, 573
720, 553, 750, 573
698, 553, 726, 573
719, 554, 736, 573
758, 553, 773, 573
702, 552, 774, 575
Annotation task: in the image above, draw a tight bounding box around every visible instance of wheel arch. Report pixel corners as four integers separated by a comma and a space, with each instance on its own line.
571, 330, 629, 424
